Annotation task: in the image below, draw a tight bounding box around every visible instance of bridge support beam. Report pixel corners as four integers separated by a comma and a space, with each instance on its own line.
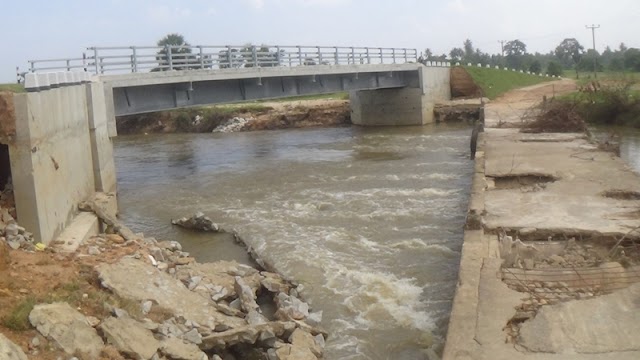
349, 66, 451, 126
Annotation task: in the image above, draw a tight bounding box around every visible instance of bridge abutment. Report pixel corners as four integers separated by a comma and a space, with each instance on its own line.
349, 66, 451, 126
8, 80, 116, 244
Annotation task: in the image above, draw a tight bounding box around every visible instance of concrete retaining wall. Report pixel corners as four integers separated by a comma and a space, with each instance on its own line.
10, 82, 116, 244
349, 65, 450, 125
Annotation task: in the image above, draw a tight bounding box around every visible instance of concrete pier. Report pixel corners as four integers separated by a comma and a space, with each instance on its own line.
444, 80, 640, 359
349, 66, 451, 125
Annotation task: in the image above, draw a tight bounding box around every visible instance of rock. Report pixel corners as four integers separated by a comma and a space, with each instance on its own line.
260, 272, 291, 294
160, 337, 207, 360
182, 328, 202, 345
275, 344, 318, 360
7, 241, 20, 250
100, 317, 160, 360
149, 247, 165, 262
142, 301, 153, 315
246, 310, 268, 326
174, 257, 195, 266
106, 234, 125, 244
157, 262, 169, 271
171, 213, 222, 232
5, 223, 19, 237
113, 308, 129, 318
235, 276, 259, 313
157, 240, 182, 252
28, 302, 104, 359
276, 293, 309, 321
188, 276, 202, 291
30, 336, 41, 348
86, 316, 101, 327
97, 258, 246, 331
289, 328, 322, 357
549, 254, 566, 265
200, 321, 295, 350
88, 246, 101, 255
0, 333, 28, 360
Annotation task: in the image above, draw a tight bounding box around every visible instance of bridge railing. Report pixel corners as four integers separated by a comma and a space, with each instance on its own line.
26, 45, 418, 75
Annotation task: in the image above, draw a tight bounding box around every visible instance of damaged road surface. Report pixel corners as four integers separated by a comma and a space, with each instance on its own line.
444, 79, 640, 360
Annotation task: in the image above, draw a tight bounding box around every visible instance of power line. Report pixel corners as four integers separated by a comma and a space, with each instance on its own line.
586, 24, 600, 79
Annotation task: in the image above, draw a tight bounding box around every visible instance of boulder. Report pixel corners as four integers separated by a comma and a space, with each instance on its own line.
171, 212, 222, 232
275, 344, 318, 360
200, 321, 295, 350
160, 337, 208, 360
28, 302, 104, 359
100, 317, 160, 360
0, 333, 28, 360
289, 328, 322, 357
235, 276, 259, 313
260, 272, 291, 294
96, 258, 246, 330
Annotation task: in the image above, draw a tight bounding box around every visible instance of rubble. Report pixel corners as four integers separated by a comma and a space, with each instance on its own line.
171, 212, 224, 232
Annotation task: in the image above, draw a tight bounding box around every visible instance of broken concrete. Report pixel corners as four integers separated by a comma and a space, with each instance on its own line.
443, 79, 640, 360
96, 257, 246, 330
0, 333, 28, 360
100, 317, 160, 360
28, 302, 104, 359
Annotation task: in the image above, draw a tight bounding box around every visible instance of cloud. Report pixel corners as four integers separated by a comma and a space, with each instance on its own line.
245, 0, 265, 9
447, 0, 469, 13
147, 5, 192, 22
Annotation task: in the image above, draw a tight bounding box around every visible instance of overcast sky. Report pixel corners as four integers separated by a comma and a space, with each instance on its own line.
2, 0, 639, 82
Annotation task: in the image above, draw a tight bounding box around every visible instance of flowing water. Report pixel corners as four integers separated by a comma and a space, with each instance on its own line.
114, 124, 474, 359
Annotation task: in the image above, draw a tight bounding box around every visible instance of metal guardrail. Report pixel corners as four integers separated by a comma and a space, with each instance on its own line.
26, 45, 418, 75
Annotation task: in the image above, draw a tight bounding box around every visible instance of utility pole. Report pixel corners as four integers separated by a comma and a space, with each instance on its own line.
498, 40, 506, 57
586, 24, 600, 79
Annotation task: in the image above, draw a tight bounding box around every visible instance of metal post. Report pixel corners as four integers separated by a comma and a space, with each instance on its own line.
379, 48, 383, 63
66, 59, 71, 71
252, 45, 258, 67
586, 24, 600, 79
165, 45, 173, 70
317, 46, 322, 65
132, 46, 138, 72
100, 57, 104, 74
404, 48, 408, 62
29, 61, 35, 73
93, 48, 99, 74
298, 46, 302, 65
366, 48, 371, 64
276, 46, 281, 66
392, 48, 396, 64
199, 46, 204, 69
351, 47, 355, 65
334, 47, 339, 65
227, 46, 233, 68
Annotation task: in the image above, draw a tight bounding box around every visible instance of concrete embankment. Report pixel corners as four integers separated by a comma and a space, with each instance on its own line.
444, 80, 640, 359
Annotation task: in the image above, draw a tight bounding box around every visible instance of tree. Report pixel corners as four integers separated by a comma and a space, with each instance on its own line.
155, 33, 196, 71
463, 39, 474, 59
554, 38, 584, 78
505, 39, 527, 69
240, 45, 284, 68
576, 49, 603, 73
529, 60, 542, 74
218, 48, 244, 69
449, 47, 464, 62
546, 61, 563, 76
624, 48, 640, 72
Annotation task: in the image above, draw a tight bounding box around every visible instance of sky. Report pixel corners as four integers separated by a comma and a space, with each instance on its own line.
1, 0, 639, 82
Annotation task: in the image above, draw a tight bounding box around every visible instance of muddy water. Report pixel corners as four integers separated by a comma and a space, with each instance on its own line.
114, 125, 473, 359
593, 127, 640, 173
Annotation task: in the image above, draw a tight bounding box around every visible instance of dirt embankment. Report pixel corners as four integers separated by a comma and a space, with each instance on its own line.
117, 99, 351, 135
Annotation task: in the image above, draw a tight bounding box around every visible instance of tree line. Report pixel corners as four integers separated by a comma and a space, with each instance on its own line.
419, 38, 640, 78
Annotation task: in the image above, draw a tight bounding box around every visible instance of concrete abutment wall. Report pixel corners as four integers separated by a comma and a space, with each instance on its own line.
9, 82, 116, 244
350, 66, 451, 125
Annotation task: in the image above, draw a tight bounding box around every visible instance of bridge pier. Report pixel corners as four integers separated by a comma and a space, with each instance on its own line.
349, 66, 451, 126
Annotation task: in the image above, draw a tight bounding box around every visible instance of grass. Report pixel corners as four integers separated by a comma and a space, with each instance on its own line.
562, 70, 640, 86
0, 83, 25, 93
463, 66, 553, 99
2, 297, 36, 331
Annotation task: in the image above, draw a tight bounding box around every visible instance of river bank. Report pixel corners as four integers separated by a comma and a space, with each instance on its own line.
116, 99, 351, 135
0, 199, 326, 359
444, 80, 640, 359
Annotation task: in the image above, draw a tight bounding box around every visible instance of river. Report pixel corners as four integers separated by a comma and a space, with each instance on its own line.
114, 124, 474, 359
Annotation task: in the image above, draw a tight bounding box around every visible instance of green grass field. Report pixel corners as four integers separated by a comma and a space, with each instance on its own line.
0, 83, 25, 93
463, 66, 553, 99
562, 70, 640, 85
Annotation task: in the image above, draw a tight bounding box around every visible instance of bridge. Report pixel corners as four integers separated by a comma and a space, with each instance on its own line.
2, 44, 452, 246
